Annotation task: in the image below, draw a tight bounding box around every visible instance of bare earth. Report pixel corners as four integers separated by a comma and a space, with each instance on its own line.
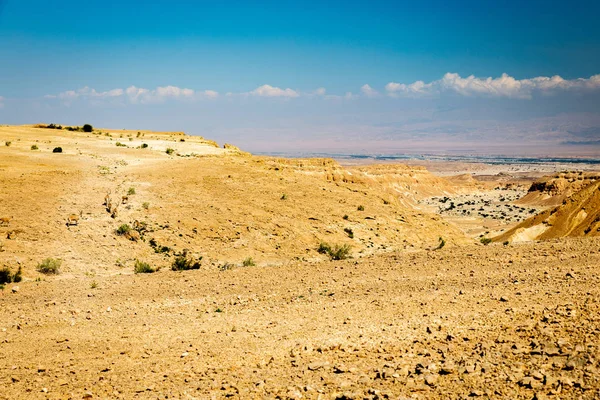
1, 125, 599, 399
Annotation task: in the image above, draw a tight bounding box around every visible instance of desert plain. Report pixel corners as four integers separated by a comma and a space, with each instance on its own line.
1, 124, 600, 399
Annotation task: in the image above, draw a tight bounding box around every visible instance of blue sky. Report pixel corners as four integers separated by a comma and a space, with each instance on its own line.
1, 0, 600, 154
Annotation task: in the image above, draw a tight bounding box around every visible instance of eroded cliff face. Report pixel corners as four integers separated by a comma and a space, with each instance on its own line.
497, 180, 600, 242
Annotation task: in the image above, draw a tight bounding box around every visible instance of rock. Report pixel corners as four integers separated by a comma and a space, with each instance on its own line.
308, 362, 326, 371
424, 374, 438, 387
465, 363, 476, 374
499, 296, 509, 302
11, 286, 19, 293
181, 352, 189, 358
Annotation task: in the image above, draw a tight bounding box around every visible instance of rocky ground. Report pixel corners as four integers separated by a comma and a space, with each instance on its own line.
1, 238, 600, 399
1, 125, 600, 399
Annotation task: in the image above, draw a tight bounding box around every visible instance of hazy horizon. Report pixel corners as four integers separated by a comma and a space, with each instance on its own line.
1, 0, 599, 156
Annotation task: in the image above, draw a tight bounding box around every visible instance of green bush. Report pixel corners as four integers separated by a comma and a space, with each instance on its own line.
134, 260, 156, 274
280, 194, 287, 200
37, 258, 61, 274
115, 142, 126, 147
344, 227, 354, 238
171, 253, 202, 271
166, 148, 175, 155
242, 257, 256, 267
342, 214, 349, 220
5, 141, 11, 147
317, 242, 331, 254
82, 124, 93, 133
127, 187, 136, 195
329, 244, 351, 260
31, 144, 39, 150
317, 242, 351, 260
357, 205, 364, 211
142, 202, 149, 210
480, 237, 492, 245
116, 224, 131, 235
53, 147, 63, 153
141, 143, 148, 149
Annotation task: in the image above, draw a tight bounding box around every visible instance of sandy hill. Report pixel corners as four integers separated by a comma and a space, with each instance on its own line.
495, 179, 600, 242
0, 125, 468, 279
516, 171, 600, 207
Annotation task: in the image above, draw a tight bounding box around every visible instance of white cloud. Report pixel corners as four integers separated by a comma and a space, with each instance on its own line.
249, 84, 299, 98
386, 73, 600, 99
314, 87, 326, 96
48, 85, 210, 104
202, 90, 219, 99
361, 84, 379, 98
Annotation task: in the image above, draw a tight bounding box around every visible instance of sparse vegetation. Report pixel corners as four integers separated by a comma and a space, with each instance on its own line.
82, 124, 93, 133
329, 244, 351, 260
5, 141, 11, 147
116, 224, 131, 235
503, 240, 510, 246
480, 237, 492, 245
357, 205, 365, 211
171, 251, 202, 271
116, 142, 126, 147
141, 143, 148, 149
142, 202, 150, 210
317, 242, 351, 260
134, 260, 157, 274
31, 144, 38, 150
52, 147, 63, 153
149, 238, 171, 254
242, 257, 256, 267
37, 258, 61, 275
317, 242, 331, 254
0, 267, 13, 284
166, 147, 175, 155
435, 237, 446, 250
344, 227, 354, 238
343, 214, 349, 220
127, 187, 136, 195
90, 281, 98, 289
37, 123, 63, 130
280, 194, 287, 200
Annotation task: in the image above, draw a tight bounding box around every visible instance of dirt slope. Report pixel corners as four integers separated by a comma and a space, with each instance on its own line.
496, 180, 600, 242
0, 125, 468, 279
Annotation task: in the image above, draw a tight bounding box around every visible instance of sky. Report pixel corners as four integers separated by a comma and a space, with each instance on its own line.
1, 0, 600, 155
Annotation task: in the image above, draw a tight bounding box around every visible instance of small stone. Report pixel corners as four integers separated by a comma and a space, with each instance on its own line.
307, 362, 325, 371
11, 286, 19, 293
424, 374, 438, 387
531, 371, 544, 381
465, 364, 476, 374
500, 296, 509, 302
181, 352, 189, 358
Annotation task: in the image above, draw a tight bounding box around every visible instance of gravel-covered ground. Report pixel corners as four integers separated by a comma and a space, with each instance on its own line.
1, 238, 599, 399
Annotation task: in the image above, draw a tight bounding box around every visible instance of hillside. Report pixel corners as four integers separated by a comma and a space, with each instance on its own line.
495, 180, 600, 242
516, 171, 600, 207
0, 125, 468, 279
